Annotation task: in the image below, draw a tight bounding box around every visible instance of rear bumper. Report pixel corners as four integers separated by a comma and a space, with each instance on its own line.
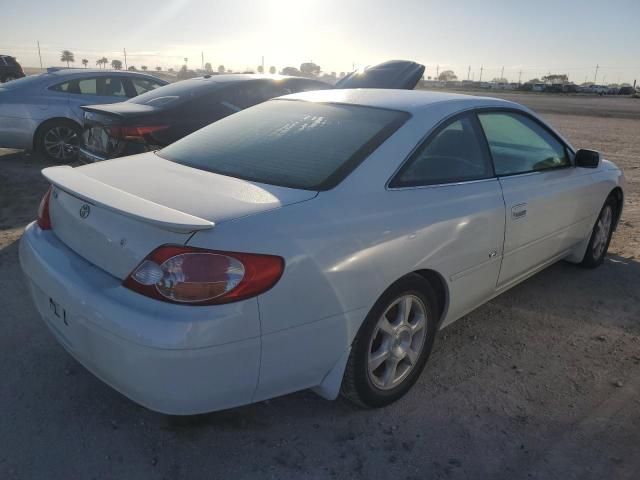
19, 223, 261, 414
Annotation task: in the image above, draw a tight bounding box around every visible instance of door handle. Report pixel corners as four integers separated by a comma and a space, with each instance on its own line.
511, 203, 527, 220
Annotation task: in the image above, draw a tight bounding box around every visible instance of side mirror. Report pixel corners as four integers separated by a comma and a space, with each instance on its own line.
575, 149, 600, 168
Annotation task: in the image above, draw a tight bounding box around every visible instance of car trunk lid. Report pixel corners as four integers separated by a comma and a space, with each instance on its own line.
44, 152, 317, 279
81, 103, 159, 159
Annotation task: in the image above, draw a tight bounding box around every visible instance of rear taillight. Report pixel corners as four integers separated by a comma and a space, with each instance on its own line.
37, 186, 52, 230
106, 125, 167, 142
123, 246, 284, 305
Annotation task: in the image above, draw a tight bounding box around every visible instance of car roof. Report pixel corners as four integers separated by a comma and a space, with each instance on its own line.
181, 73, 329, 84
278, 88, 521, 113
43, 68, 162, 78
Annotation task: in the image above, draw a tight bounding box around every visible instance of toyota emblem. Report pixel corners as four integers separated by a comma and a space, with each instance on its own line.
79, 204, 91, 219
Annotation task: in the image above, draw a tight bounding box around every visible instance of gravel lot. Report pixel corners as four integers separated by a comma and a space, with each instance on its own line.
1, 94, 639, 480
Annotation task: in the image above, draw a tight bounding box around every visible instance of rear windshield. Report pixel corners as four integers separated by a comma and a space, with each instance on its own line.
128, 78, 219, 107
157, 100, 409, 190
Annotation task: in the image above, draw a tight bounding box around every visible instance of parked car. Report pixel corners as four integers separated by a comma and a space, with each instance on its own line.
79, 75, 330, 162
0, 68, 168, 161
545, 84, 564, 93
20, 89, 624, 414
586, 84, 608, 95
0, 55, 25, 83
618, 86, 636, 95
562, 84, 580, 93
79, 60, 424, 162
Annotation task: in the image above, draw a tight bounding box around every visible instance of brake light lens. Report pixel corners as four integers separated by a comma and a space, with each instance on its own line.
123, 246, 284, 305
37, 186, 52, 230
107, 125, 167, 142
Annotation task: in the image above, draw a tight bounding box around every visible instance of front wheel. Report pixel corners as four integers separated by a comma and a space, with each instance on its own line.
580, 196, 616, 268
341, 274, 438, 408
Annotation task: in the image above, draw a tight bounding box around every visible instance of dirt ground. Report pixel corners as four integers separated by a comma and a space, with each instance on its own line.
1, 94, 639, 480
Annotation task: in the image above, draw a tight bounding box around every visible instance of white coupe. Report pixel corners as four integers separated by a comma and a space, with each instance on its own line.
20, 89, 625, 414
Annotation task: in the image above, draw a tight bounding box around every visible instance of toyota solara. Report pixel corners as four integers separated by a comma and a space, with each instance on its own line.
20, 89, 625, 414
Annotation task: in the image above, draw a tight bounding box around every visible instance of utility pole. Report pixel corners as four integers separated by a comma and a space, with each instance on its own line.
37, 40, 43, 69
479, 66, 483, 82
436, 64, 439, 80
201, 51, 204, 71
518, 70, 522, 84
467, 65, 471, 80
594, 64, 599, 84
500, 65, 504, 81
261, 55, 264, 73
123, 48, 127, 70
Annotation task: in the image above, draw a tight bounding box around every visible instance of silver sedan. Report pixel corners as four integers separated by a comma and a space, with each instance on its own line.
0, 68, 167, 162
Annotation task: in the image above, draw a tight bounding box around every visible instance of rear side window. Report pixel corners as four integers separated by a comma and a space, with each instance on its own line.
158, 100, 409, 190
478, 112, 570, 175
390, 113, 493, 187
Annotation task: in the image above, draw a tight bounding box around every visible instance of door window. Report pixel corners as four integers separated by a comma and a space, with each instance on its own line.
390, 113, 493, 187
478, 112, 570, 176
50, 78, 97, 95
130, 77, 164, 96
97, 77, 127, 97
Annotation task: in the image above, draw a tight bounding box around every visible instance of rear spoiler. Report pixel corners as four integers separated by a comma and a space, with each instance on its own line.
42, 166, 214, 233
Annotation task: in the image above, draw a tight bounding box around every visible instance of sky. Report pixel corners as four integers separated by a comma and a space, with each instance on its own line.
2, 0, 640, 84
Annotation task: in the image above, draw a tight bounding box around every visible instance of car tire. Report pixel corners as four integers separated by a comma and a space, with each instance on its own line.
36, 119, 81, 163
580, 196, 617, 268
1, 75, 17, 83
341, 274, 439, 408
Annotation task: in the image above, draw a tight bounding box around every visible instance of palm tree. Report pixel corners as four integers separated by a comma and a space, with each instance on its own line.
156, 66, 162, 72
141, 65, 148, 71
96, 59, 102, 68
101, 57, 108, 69
82, 59, 88, 68
60, 50, 74, 68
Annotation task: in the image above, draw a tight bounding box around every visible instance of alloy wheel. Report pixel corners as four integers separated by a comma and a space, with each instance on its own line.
592, 205, 613, 259
43, 126, 78, 161
367, 295, 428, 390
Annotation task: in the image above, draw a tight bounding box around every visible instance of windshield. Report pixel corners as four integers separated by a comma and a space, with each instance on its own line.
158, 99, 409, 190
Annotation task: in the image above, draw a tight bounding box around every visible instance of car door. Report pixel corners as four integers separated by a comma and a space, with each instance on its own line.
477, 110, 598, 289
388, 112, 505, 323
62, 76, 129, 123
